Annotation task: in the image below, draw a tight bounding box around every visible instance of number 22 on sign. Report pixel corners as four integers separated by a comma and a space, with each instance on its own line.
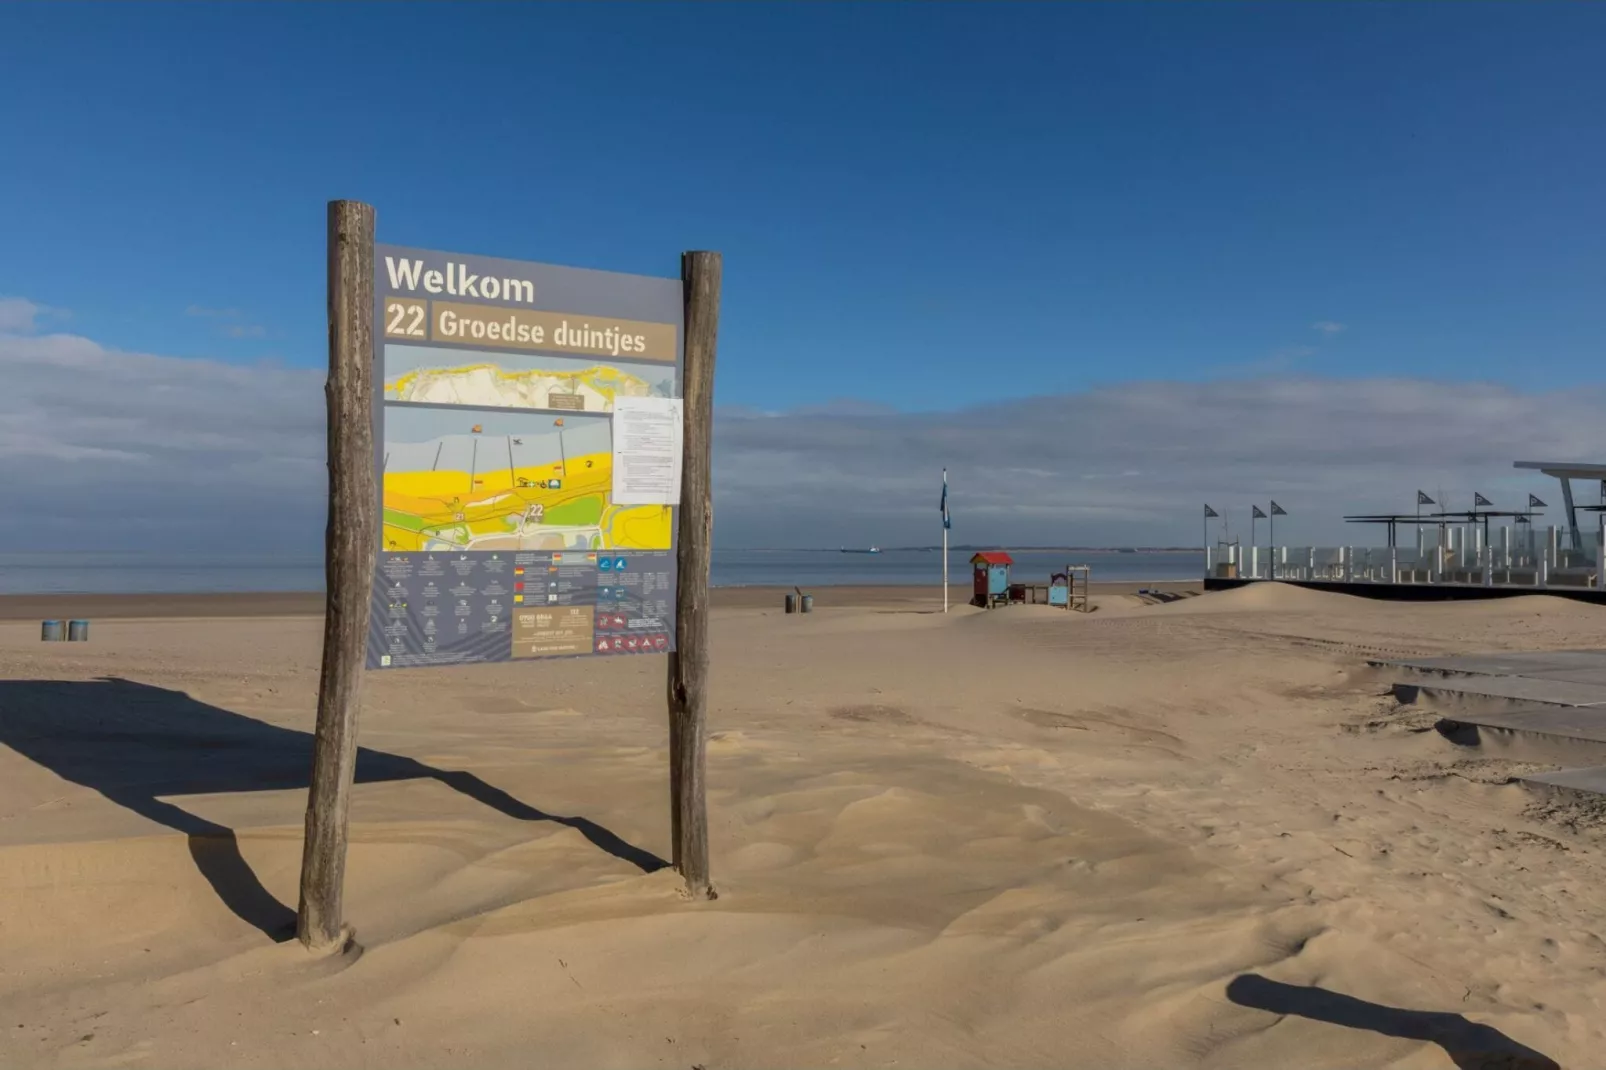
384, 297, 426, 338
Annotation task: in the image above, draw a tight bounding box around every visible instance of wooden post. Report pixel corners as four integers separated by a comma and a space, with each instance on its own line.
667, 250, 720, 900
296, 199, 378, 951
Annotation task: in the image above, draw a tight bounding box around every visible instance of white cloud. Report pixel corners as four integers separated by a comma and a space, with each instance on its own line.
0, 318, 324, 552
0, 297, 68, 333
1312, 320, 1346, 337
185, 305, 242, 319
0, 298, 40, 332
713, 378, 1606, 546
223, 324, 267, 339
3, 304, 1601, 552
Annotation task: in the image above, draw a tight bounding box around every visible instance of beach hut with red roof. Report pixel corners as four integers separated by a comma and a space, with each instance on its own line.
970, 551, 1014, 607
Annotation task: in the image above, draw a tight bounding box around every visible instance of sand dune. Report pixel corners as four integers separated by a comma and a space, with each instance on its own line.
1156, 581, 1367, 614
3, 590, 1604, 1068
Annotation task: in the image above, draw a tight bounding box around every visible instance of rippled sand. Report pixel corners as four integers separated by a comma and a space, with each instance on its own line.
1, 584, 1601, 1068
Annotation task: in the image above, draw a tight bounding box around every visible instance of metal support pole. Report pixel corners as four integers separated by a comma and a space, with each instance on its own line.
1269, 510, 1275, 579
1562, 478, 1581, 552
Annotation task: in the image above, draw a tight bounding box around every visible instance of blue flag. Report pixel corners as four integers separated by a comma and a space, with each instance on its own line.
941, 470, 951, 530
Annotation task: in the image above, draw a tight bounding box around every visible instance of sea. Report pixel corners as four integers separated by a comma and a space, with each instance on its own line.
0, 549, 1205, 596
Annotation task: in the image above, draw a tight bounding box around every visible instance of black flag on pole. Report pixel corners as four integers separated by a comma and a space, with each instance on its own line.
1417, 491, 1434, 506
1474, 493, 1493, 508
1269, 501, 1287, 516
1528, 493, 1546, 509
1204, 504, 1219, 518
1251, 505, 1268, 519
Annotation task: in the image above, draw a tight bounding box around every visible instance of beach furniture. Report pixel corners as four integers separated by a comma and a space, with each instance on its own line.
1009, 581, 1052, 604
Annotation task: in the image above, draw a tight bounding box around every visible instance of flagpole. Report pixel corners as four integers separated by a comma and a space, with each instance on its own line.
941, 468, 949, 614
1269, 504, 1275, 579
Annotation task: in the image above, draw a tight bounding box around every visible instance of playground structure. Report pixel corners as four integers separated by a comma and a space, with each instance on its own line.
969, 552, 1092, 611
1049, 566, 1092, 612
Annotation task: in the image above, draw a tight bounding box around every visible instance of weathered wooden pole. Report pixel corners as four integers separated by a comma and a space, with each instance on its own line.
297, 199, 378, 951
667, 250, 720, 900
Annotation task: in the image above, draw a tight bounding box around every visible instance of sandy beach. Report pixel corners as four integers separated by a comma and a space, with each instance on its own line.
3, 583, 1603, 1068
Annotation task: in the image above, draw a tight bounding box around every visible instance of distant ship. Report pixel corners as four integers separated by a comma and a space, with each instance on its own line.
840, 546, 882, 554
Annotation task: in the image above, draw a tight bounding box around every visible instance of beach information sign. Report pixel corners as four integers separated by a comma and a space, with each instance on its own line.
366, 244, 683, 670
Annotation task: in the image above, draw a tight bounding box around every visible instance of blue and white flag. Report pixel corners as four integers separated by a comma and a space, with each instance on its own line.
941, 470, 951, 530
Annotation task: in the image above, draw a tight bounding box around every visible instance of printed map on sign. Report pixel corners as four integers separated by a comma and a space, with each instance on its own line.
384, 345, 675, 414
381, 407, 671, 553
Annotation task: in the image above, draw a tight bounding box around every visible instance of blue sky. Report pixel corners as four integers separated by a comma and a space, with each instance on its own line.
6, 2, 1603, 408
3, 2, 1605, 549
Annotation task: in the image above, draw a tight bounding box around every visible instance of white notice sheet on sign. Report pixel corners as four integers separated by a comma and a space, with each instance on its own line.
611, 396, 683, 505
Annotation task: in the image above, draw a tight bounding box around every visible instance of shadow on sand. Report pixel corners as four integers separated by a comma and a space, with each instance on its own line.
1226, 974, 1559, 1070
0, 677, 668, 942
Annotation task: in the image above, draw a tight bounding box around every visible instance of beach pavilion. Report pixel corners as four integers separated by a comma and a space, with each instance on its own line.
1514, 460, 1606, 551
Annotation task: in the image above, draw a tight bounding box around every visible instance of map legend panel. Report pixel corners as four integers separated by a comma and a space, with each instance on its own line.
369, 546, 675, 668
512, 605, 593, 658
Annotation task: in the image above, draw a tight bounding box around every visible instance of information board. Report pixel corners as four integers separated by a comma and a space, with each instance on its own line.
365, 244, 683, 670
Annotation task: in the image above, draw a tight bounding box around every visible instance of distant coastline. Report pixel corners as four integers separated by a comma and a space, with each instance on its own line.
719, 546, 1200, 554
0, 547, 1205, 596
